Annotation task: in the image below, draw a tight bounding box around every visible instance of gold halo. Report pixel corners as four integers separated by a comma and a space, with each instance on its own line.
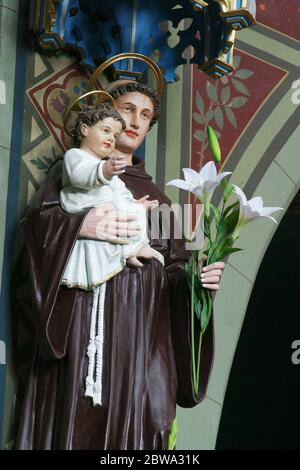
63, 90, 115, 137
88, 53, 164, 97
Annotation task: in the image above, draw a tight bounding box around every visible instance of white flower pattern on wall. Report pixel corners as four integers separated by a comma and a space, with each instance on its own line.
193, 55, 254, 169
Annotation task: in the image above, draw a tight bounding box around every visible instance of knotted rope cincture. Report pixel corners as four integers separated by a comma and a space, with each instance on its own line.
84, 282, 106, 406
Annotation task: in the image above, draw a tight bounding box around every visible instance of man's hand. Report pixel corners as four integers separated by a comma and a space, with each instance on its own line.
102, 155, 127, 178
136, 195, 159, 211
79, 204, 141, 244
198, 255, 225, 291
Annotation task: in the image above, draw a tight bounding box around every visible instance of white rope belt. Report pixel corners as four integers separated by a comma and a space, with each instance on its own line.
84, 282, 106, 406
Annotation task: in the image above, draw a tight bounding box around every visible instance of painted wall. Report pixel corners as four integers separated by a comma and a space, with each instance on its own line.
1, 0, 300, 449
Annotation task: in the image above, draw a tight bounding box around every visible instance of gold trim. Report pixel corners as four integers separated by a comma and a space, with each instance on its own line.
192, 0, 208, 11
220, 9, 257, 28
39, 31, 64, 50
88, 53, 164, 97
63, 90, 116, 137
61, 240, 159, 291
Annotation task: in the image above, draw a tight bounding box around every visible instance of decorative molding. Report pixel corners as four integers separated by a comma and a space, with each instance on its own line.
33, 0, 256, 80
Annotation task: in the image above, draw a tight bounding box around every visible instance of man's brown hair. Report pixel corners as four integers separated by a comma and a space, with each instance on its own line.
109, 82, 161, 129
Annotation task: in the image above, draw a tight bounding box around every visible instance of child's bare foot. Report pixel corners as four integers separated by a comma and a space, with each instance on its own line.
126, 256, 143, 268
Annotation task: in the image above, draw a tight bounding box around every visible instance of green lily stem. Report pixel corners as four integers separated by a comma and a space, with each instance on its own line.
204, 202, 210, 219
195, 289, 210, 395
195, 330, 203, 396
204, 203, 211, 244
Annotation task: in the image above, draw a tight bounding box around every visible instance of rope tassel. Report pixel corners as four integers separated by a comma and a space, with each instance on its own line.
84, 282, 106, 406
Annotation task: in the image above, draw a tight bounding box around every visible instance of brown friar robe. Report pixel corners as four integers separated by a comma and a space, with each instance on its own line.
15, 156, 214, 450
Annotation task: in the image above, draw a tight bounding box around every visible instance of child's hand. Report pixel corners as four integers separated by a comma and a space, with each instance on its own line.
136, 195, 159, 211
103, 156, 127, 178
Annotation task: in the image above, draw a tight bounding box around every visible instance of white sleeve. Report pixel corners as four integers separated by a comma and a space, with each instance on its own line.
64, 149, 111, 189
115, 177, 136, 203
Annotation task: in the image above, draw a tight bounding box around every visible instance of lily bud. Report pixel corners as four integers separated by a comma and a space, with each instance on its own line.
207, 125, 221, 165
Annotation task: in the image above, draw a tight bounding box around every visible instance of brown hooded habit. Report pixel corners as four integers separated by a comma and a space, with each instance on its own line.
15, 156, 214, 450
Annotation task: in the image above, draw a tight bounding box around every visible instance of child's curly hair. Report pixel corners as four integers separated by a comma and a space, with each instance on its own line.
72, 104, 126, 147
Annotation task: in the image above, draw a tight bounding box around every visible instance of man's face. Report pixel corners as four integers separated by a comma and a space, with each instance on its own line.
114, 92, 154, 154
81, 117, 123, 158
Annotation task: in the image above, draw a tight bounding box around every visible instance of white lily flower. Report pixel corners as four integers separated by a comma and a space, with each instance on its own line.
233, 185, 284, 226
166, 161, 232, 206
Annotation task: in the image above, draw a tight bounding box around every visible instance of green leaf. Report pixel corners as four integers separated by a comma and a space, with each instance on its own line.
195, 298, 202, 320
229, 97, 248, 108
200, 290, 213, 332
220, 177, 228, 196
234, 69, 254, 80
207, 125, 221, 163
209, 238, 231, 263
214, 106, 224, 130
220, 247, 243, 257
203, 290, 213, 333
196, 91, 205, 114
44, 156, 54, 165
193, 112, 204, 124
231, 79, 250, 96
222, 183, 234, 203
200, 297, 209, 331
30, 158, 48, 171
185, 262, 193, 288
215, 209, 240, 244
225, 106, 238, 128
205, 109, 214, 121
194, 129, 207, 142
221, 85, 231, 104
210, 203, 221, 226
223, 200, 239, 218
206, 81, 218, 102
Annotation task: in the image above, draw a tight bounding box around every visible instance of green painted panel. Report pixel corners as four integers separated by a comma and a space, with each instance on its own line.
275, 124, 300, 187
0, 1, 19, 12
177, 398, 222, 450
206, 265, 253, 404
164, 66, 184, 204
230, 92, 297, 190
229, 162, 296, 282
0, 5, 18, 150
239, 27, 300, 66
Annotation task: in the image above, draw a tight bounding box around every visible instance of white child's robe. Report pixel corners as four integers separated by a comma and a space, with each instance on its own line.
59, 148, 163, 290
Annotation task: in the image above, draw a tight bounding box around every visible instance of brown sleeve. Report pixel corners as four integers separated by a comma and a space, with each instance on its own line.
20, 160, 88, 360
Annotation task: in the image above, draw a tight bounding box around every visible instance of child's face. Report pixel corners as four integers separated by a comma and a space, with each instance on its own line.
80, 117, 123, 158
